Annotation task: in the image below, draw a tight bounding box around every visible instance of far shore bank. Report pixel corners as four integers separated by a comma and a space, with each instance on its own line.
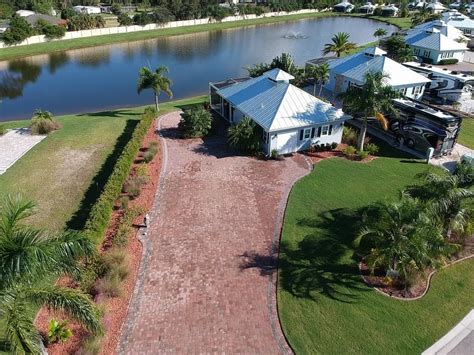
0, 12, 410, 61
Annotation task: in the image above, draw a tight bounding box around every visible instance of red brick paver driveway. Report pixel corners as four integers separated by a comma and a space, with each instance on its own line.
118, 112, 310, 354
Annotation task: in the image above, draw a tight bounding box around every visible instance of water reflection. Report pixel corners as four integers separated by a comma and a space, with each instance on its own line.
0, 17, 396, 121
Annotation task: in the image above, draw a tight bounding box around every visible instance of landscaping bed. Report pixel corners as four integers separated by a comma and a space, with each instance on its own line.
34, 116, 162, 354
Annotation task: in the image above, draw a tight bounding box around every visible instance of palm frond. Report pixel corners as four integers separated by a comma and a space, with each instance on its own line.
0, 194, 36, 239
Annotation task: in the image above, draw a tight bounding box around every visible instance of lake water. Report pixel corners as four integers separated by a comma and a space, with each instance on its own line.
0, 17, 396, 121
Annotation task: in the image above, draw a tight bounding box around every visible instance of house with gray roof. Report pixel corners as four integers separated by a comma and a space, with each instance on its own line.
405, 26, 467, 64
310, 47, 430, 99
209, 69, 351, 155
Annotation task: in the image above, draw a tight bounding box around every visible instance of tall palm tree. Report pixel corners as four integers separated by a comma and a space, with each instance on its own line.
373, 28, 387, 45
323, 32, 356, 57
340, 71, 399, 151
355, 196, 452, 284
406, 173, 474, 239
0, 194, 102, 353
137, 66, 173, 112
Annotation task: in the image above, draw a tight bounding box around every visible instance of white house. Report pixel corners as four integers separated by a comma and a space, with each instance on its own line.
381, 4, 399, 17
333, 1, 354, 13
405, 27, 468, 63
445, 15, 474, 36
408, 20, 467, 42
209, 69, 351, 155
313, 47, 430, 99
359, 2, 376, 14
73, 6, 101, 14
427, 1, 446, 13
15, 10, 35, 17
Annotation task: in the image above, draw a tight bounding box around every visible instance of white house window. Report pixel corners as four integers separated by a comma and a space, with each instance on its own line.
423, 50, 431, 58
400, 88, 407, 96
303, 128, 311, 139
321, 125, 330, 136
414, 86, 421, 95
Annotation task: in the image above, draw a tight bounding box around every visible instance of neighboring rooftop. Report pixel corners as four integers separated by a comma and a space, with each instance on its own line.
406, 29, 467, 51
325, 46, 430, 87
212, 69, 350, 132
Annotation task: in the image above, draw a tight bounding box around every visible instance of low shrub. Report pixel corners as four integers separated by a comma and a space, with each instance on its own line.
113, 207, 145, 247
325, 143, 331, 151
342, 126, 358, 146
439, 58, 458, 65
178, 107, 213, 138
342, 145, 357, 157
84, 106, 156, 244
30, 110, 60, 135
227, 117, 261, 154
124, 175, 147, 199
331, 142, 338, 150
357, 151, 369, 160
143, 147, 157, 163
78, 335, 102, 355
135, 164, 149, 180
96, 273, 122, 297
48, 319, 73, 344
78, 256, 107, 294
117, 13, 133, 26
103, 248, 129, 281
364, 143, 379, 156
0, 124, 7, 136
270, 149, 279, 159
119, 195, 129, 210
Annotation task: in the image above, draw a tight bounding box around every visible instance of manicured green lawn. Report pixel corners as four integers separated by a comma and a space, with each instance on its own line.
458, 117, 474, 149
0, 96, 206, 231
278, 143, 474, 354
0, 13, 410, 61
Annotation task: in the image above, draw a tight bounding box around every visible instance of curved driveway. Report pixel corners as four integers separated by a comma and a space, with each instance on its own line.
118, 112, 310, 354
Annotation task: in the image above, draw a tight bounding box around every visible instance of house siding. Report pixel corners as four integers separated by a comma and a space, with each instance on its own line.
410, 45, 465, 63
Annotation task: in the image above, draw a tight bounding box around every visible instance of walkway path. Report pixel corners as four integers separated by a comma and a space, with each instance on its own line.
118, 112, 310, 354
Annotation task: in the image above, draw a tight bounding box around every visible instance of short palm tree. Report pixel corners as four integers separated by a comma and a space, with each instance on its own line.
373, 28, 387, 44
355, 196, 452, 283
323, 32, 356, 57
340, 71, 399, 151
406, 173, 474, 239
137, 66, 173, 112
0, 194, 102, 353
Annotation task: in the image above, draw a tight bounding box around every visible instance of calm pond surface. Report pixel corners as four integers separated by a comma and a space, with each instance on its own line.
0, 17, 396, 121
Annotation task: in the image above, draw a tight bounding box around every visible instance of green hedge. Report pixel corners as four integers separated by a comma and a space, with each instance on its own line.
83, 106, 156, 244
438, 58, 459, 65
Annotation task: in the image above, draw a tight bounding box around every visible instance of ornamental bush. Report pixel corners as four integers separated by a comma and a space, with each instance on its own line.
117, 13, 134, 26
227, 117, 262, 154
439, 58, 459, 65
1, 16, 33, 45
178, 106, 213, 138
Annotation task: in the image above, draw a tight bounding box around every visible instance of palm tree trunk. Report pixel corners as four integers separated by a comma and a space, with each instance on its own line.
319, 82, 324, 97
357, 117, 368, 152
313, 82, 317, 96
155, 93, 159, 112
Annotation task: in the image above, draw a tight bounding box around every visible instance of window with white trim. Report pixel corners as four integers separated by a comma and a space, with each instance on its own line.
303, 128, 311, 139
321, 125, 330, 136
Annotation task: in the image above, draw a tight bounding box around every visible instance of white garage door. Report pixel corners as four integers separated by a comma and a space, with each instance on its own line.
276, 131, 298, 154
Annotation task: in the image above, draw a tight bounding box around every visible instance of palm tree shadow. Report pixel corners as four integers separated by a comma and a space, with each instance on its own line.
278, 208, 369, 303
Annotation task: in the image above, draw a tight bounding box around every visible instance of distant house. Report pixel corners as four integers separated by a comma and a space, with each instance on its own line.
24, 14, 67, 27
427, 1, 446, 13
408, 20, 467, 41
333, 1, 354, 13
73, 6, 101, 14
381, 4, 399, 16
359, 2, 376, 14
309, 47, 430, 99
449, 1, 461, 9
209, 69, 351, 155
405, 26, 468, 63
444, 12, 474, 36
15, 10, 35, 17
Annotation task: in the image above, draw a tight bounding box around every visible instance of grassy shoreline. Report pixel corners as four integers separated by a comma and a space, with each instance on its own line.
0, 12, 410, 61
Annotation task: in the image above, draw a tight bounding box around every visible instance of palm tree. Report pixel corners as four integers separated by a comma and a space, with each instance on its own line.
306, 63, 330, 97
373, 28, 387, 45
406, 173, 474, 239
340, 71, 399, 151
0, 194, 102, 353
137, 66, 173, 112
323, 32, 356, 57
355, 196, 452, 284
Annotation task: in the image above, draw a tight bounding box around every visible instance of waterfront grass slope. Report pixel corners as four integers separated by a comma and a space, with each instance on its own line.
0, 13, 410, 61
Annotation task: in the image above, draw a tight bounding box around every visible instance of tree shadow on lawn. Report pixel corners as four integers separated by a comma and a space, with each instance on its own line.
66, 119, 139, 230
279, 207, 370, 303
77, 109, 142, 119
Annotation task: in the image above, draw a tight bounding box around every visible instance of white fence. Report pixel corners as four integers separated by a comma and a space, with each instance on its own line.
0, 9, 319, 49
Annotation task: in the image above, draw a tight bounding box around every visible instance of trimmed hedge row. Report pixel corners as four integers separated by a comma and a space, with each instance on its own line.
84, 106, 156, 244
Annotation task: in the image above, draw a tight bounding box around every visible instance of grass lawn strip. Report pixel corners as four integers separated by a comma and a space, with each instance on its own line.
0, 13, 410, 61
278, 141, 474, 354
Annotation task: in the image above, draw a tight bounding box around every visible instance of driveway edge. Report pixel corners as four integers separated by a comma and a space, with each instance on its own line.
268, 154, 313, 355
117, 112, 173, 354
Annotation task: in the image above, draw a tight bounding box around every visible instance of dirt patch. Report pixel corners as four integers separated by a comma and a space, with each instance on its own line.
34, 120, 162, 354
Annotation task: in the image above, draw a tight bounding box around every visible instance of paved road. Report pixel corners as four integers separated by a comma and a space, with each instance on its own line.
118, 112, 310, 354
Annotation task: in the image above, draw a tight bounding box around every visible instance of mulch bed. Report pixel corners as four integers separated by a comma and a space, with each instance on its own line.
302, 143, 376, 164
35, 119, 162, 354
360, 237, 474, 299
